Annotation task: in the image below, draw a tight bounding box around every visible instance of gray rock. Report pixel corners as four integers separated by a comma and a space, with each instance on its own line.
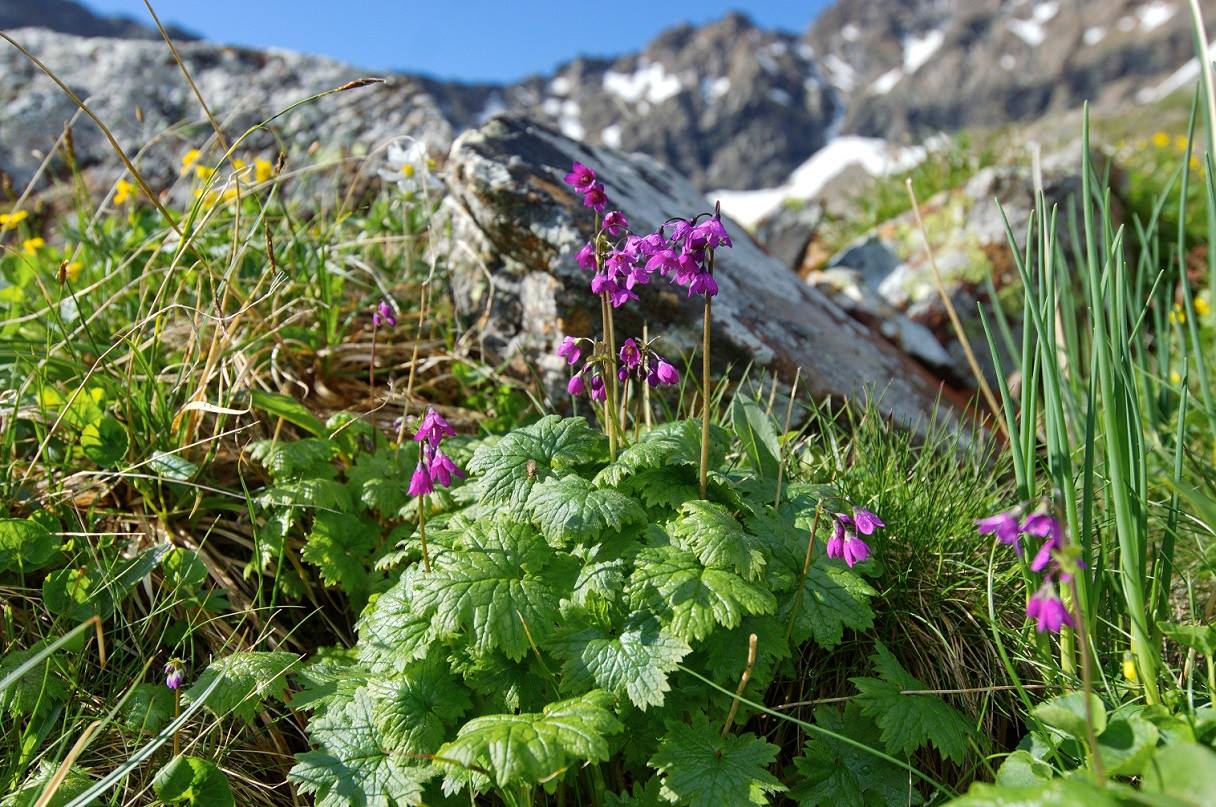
443, 114, 968, 434
828, 235, 903, 293
751, 201, 822, 267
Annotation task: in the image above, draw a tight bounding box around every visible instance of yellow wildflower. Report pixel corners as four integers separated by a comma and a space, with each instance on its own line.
1152, 132, 1171, 149
195, 164, 215, 181
1195, 296, 1211, 317
400, 162, 416, 178
1170, 370, 1183, 385
180, 148, 201, 174
1123, 653, 1138, 684
113, 179, 135, 205
1170, 304, 1187, 325
0, 210, 29, 230
66, 261, 83, 282
1191, 156, 1202, 172
232, 159, 246, 172
1175, 135, 1190, 152
22, 237, 45, 256
255, 158, 273, 183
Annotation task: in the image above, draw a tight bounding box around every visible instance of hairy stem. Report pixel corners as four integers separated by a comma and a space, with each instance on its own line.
721, 633, 758, 737
418, 494, 431, 573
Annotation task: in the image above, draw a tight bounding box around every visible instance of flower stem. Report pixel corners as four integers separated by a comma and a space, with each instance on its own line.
786, 506, 822, 643
369, 321, 378, 393
698, 293, 712, 499
418, 493, 431, 572
172, 687, 181, 756
600, 293, 618, 461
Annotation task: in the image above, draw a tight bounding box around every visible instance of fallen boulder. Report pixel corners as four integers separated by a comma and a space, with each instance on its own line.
443, 114, 970, 434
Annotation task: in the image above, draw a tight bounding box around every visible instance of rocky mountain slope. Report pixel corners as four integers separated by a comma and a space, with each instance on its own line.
2, 0, 1210, 196
0, 0, 194, 40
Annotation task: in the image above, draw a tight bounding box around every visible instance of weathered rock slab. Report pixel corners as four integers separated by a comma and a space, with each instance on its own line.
444, 115, 967, 433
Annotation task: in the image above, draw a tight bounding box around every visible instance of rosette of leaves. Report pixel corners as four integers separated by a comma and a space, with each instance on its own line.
290, 415, 887, 805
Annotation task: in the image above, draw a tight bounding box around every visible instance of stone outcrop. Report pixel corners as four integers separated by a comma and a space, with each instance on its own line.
442, 115, 970, 433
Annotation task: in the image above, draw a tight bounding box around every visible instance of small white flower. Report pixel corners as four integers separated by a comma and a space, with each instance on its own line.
380, 139, 442, 194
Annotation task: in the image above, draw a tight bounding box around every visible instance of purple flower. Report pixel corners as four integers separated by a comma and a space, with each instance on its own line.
413, 408, 455, 448
605, 250, 631, 276
408, 462, 434, 497
619, 338, 642, 372
568, 374, 585, 395
1026, 583, 1074, 633
688, 271, 718, 298
372, 299, 397, 328
653, 358, 679, 386
164, 659, 186, 690
564, 162, 596, 194
603, 210, 628, 236
670, 219, 693, 241
852, 507, 885, 536
583, 183, 608, 212
589, 374, 606, 402
1021, 512, 1061, 542
609, 285, 638, 308
842, 534, 870, 567
696, 215, 732, 249
826, 516, 849, 560
645, 249, 679, 277
429, 449, 463, 488
590, 272, 617, 296
557, 336, 582, 366
977, 509, 1023, 556
576, 242, 597, 271
1030, 535, 1061, 574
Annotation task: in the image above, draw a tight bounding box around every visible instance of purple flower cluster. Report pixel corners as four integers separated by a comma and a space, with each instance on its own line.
372, 299, 397, 328
977, 507, 1080, 633
563, 162, 731, 307
827, 506, 885, 568
408, 408, 462, 497
557, 335, 680, 399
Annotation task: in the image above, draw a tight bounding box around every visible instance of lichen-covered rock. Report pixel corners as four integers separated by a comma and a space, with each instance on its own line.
443, 114, 969, 433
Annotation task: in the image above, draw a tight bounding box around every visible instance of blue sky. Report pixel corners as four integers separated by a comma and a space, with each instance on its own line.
84, 1, 833, 83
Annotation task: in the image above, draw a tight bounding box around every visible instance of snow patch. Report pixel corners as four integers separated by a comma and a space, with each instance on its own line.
1007, 17, 1047, 46
601, 124, 621, 149
549, 76, 571, 96
1117, 15, 1137, 32
903, 29, 944, 74
842, 23, 861, 42
757, 51, 779, 74
1137, 1, 1176, 32
603, 61, 682, 105
1083, 26, 1106, 45
1000, 53, 1017, 70
871, 67, 903, 95
710, 136, 930, 228
797, 43, 815, 61
823, 54, 856, 91
1033, 2, 1059, 23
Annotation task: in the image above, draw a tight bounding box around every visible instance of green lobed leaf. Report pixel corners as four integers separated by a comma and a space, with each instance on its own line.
0, 645, 67, 717
550, 614, 691, 710
369, 658, 472, 756
1141, 742, 1216, 805
291, 686, 434, 807
122, 682, 175, 735
627, 545, 776, 643
1030, 691, 1108, 743
790, 703, 922, 807
147, 451, 199, 482
851, 641, 974, 764
356, 572, 434, 675
594, 419, 728, 487
1097, 710, 1158, 777
256, 478, 353, 512
649, 716, 785, 806
671, 500, 767, 580
412, 520, 567, 661
185, 651, 298, 722
153, 755, 235, 807
993, 750, 1053, 789
302, 511, 380, 605
948, 779, 1132, 806
781, 555, 876, 649
79, 415, 129, 467
467, 415, 602, 510
248, 437, 339, 482
436, 690, 623, 792
525, 473, 646, 545
0, 518, 59, 573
